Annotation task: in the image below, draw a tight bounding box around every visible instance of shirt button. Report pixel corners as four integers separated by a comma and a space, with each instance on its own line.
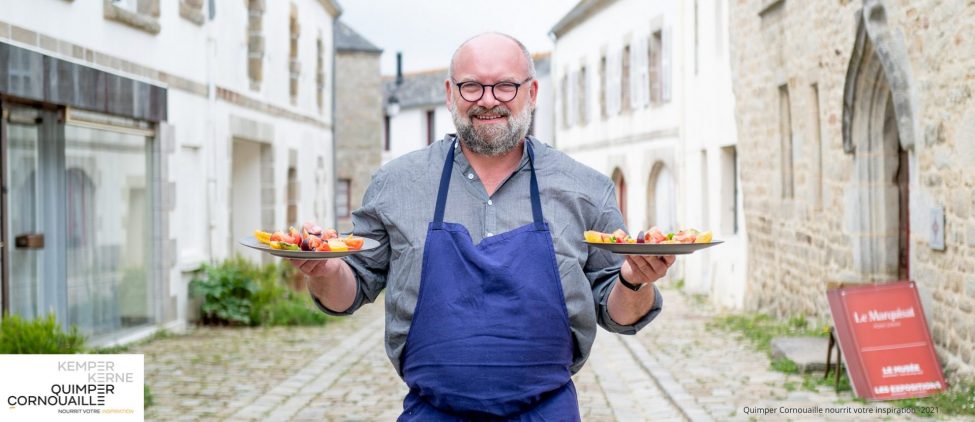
486, 232, 494, 237
467, 173, 474, 180
487, 200, 493, 206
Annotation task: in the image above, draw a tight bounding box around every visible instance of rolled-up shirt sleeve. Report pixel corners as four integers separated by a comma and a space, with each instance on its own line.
586, 183, 663, 334
312, 168, 391, 316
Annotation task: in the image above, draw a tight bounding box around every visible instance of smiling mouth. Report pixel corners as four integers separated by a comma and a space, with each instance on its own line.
473, 114, 506, 122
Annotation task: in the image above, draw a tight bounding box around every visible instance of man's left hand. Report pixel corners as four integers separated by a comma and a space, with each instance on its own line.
620, 255, 676, 285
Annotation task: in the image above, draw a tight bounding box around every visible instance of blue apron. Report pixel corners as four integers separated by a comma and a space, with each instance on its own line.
399, 140, 580, 421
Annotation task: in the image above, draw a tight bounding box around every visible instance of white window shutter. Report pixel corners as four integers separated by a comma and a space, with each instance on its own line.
662, 24, 672, 102
635, 36, 649, 107
629, 42, 639, 109
567, 69, 577, 127
582, 67, 591, 123
607, 49, 621, 115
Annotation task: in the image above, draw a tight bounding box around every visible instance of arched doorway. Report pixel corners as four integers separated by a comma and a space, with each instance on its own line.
611, 168, 627, 227
843, 3, 914, 282
647, 162, 677, 233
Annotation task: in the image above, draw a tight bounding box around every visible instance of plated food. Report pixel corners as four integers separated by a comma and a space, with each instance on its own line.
240, 221, 377, 259
583, 227, 721, 255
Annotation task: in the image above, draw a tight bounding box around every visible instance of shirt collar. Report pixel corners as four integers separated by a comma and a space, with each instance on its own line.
447, 134, 538, 180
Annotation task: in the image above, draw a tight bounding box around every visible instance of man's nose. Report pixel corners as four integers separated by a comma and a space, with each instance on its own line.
476, 87, 502, 108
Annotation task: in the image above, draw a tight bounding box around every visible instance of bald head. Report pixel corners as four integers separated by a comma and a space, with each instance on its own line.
448, 32, 535, 81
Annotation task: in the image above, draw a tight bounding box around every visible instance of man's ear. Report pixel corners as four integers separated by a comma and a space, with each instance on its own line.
445, 79, 454, 110
529, 79, 539, 107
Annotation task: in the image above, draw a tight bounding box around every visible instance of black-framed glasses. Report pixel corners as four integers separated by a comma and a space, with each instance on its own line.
454, 77, 532, 102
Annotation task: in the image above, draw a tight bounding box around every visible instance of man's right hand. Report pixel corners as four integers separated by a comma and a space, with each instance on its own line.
290, 258, 344, 278
289, 258, 357, 313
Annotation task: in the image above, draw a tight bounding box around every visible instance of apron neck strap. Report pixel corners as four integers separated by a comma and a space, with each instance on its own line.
433, 139, 544, 228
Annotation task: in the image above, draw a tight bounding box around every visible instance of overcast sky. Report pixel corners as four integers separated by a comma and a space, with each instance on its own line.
338, 0, 579, 76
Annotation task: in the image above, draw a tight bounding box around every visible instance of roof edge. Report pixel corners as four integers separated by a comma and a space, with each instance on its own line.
549, 0, 616, 39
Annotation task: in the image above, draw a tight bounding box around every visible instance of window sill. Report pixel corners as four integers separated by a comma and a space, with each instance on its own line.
104, 1, 160, 34
179, 2, 205, 25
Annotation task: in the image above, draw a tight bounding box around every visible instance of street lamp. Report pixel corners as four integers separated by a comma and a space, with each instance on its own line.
386, 94, 400, 117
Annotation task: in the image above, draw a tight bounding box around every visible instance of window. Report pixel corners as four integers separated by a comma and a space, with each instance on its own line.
65, 124, 154, 335
426, 110, 436, 145
779, 84, 794, 199
247, 0, 265, 90
112, 0, 152, 14
105, 0, 160, 34
811, 83, 823, 209
286, 165, 298, 227
336, 179, 351, 218
649, 31, 663, 103
316, 36, 325, 112
289, 5, 301, 104
566, 70, 577, 126
621, 44, 631, 112
599, 55, 607, 119
577, 66, 588, 125
383, 115, 391, 151
720, 146, 739, 235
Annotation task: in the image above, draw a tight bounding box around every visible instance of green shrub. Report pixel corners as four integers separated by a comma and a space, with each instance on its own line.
0, 314, 86, 354
190, 256, 263, 325
190, 257, 329, 327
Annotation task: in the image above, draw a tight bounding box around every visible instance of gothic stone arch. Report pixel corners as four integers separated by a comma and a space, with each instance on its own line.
842, 0, 915, 282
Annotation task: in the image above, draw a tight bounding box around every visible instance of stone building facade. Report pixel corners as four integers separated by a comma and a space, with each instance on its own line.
729, 0, 975, 375
334, 21, 382, 233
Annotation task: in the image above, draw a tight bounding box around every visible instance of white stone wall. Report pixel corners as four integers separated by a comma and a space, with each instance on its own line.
553, 0, 747, 307
679, 0, 747, 308
1, 0, 338, 329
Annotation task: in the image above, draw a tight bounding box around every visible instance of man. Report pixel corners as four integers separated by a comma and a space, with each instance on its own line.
291, 32, 675, 421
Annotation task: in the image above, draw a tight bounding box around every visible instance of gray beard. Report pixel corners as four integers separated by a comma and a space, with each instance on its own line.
452, 104, 533, 156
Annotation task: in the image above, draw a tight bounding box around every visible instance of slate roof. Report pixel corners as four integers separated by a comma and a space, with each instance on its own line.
384, 69, 448, 109
335, 20, 382, 53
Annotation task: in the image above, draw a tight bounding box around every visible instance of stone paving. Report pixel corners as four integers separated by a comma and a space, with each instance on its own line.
136, 287, 957, 421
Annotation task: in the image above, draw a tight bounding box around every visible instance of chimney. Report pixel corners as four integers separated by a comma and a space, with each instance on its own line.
395, 51, 403, 86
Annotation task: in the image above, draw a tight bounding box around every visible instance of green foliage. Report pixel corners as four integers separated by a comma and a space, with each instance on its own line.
144, 384, 154, 409
887, 381, 975, 417
707, 313, 825, 354
260, 292, 331, 326
771, 357, 799, 374
190, 257, 329, 327
0, 314, 87, 354
190, 256, 264, 325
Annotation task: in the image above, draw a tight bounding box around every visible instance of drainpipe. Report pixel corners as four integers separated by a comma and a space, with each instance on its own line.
331, 15, 339, 230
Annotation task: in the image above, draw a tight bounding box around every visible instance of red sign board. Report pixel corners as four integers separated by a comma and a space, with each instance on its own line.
826, 281, 946, 400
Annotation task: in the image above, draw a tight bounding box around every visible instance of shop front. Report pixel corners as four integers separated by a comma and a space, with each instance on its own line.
1, 41, 167, 343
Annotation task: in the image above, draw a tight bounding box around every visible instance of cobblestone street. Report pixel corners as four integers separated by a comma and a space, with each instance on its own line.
136, 287, 939, 421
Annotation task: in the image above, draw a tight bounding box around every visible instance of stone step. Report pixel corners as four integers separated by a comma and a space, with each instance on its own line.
770, 336, 831, 373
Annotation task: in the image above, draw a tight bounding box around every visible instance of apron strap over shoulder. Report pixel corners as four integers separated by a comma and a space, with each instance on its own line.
432, 139, 545, 229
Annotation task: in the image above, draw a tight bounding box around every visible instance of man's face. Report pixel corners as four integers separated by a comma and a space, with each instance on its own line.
446, 35, 538, 156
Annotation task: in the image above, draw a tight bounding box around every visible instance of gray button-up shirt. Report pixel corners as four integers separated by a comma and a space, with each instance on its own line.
314, 135, 662, 375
